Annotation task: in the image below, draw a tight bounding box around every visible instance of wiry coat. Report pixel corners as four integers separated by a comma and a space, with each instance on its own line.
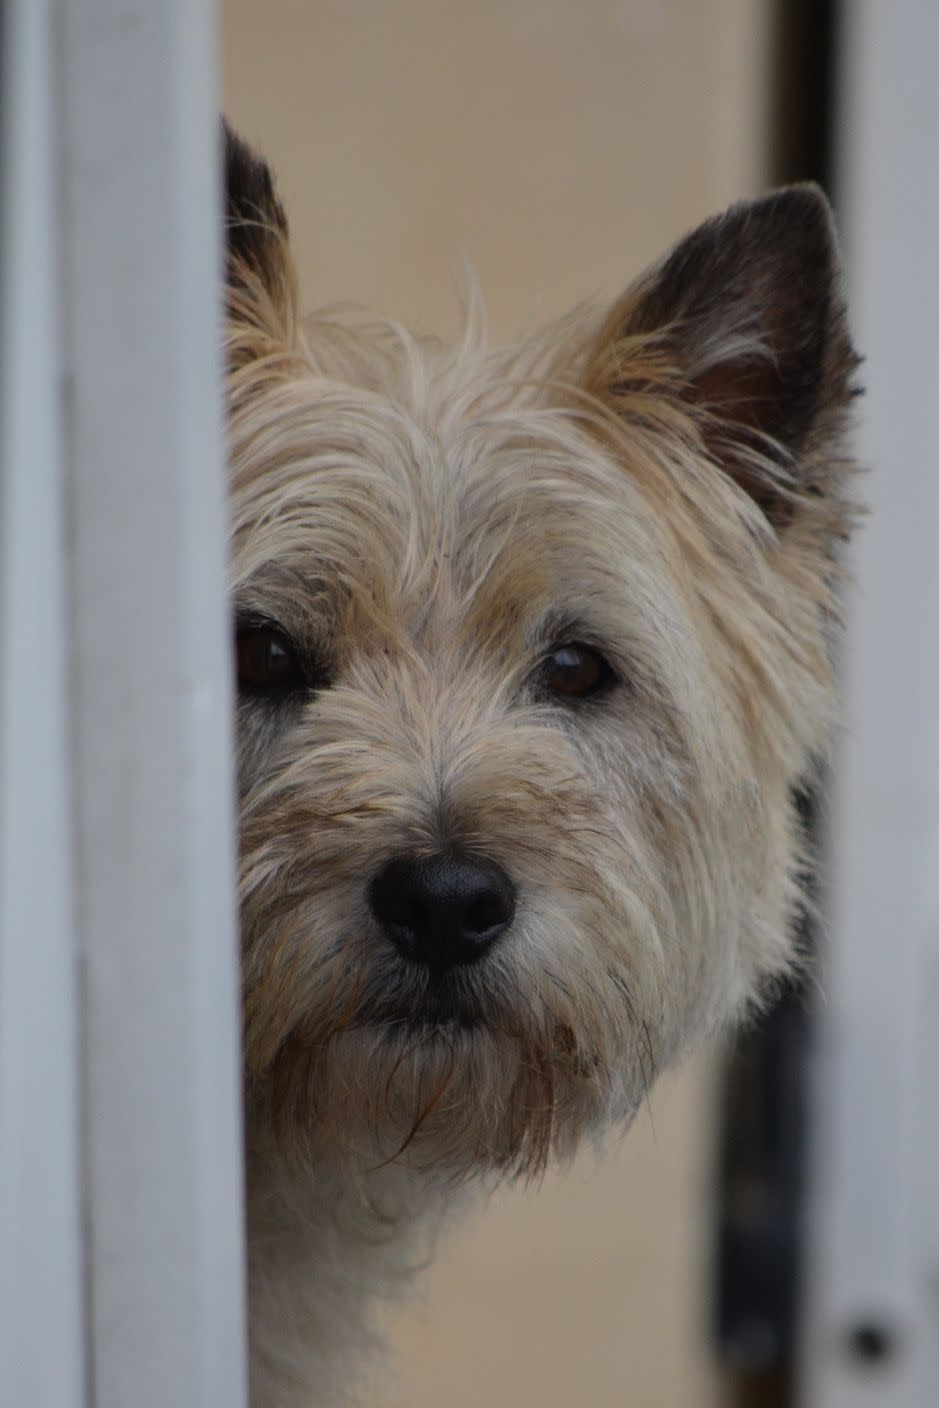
223, 125, 859, 1406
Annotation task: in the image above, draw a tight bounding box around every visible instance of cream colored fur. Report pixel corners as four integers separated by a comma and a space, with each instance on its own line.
224, 128, 858, 1407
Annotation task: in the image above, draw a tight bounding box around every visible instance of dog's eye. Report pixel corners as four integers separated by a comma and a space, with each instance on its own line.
236, 625, 307, 695
542, 643, 615, 700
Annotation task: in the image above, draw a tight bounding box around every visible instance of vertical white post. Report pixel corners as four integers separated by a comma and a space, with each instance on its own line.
0, 1, 85, 1404
800, 1, 939, 1404
56, 2, 247, 1405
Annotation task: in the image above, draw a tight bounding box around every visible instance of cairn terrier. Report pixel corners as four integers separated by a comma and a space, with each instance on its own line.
224, 123, 858, 1406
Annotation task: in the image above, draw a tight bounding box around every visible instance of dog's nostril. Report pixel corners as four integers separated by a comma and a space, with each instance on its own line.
464, 895, 504, 935
368, 853, 516, 970
408, 897, 429, 930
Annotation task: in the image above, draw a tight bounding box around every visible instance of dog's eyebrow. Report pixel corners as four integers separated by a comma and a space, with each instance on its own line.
528, 608, 618, 655
234, 565, 334, 617
235, 560, 329, 595
232, 568, 339, 655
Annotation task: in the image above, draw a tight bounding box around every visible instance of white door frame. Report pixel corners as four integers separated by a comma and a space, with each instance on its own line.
0, 1, 85, 1401
1, 2, 248, 1404
800, 2, 939, 1404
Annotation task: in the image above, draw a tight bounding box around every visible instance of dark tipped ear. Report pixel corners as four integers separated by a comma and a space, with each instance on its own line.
222, 119, 294, 329
587, 186, 859, 523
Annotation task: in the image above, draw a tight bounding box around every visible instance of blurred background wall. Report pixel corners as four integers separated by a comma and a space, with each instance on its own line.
222, 5, 778, 1405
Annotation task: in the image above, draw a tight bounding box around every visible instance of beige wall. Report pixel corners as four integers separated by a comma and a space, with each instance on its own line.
224, 0, 772, 338
223, 4, 774, 1404
374, 1059, 723, 1408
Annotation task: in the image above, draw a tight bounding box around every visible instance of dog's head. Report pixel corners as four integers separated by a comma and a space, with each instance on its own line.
225, 125, 858, 1176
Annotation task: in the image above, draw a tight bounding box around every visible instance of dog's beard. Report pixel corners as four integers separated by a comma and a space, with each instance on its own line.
239, 761, 682, 1180
242, 905, 659, 1181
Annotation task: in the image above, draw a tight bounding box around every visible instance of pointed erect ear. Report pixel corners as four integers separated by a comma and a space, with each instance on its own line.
586, 186, 859, 524
222, 119, 295, 339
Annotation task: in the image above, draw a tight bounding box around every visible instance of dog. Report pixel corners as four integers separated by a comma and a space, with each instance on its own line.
223, 122, 859, 1406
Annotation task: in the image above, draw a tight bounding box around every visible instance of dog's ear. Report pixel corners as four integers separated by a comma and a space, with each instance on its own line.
223, 119, 296, 347
586, 187, 859, 526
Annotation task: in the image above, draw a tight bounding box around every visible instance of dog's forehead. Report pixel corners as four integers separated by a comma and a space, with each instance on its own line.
230, 381, 669, 646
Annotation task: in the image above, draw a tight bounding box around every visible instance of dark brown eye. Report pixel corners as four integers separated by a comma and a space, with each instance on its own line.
542, 643, 615, 699
236, 625, 306, 695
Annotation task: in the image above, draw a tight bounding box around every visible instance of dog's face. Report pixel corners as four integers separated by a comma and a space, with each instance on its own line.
225, 127, 857, 1177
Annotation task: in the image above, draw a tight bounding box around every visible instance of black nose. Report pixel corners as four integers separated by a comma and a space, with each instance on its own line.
368, 853, 516, 970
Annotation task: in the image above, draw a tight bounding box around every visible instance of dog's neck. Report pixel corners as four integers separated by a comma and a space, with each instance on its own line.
246, 1128, 470, 1408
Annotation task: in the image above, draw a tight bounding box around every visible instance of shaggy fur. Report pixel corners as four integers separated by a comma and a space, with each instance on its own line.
223, 123, 859, 1406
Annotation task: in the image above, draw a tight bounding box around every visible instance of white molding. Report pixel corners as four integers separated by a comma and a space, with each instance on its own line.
55, 2, 247, 1404
0, 2, 85, 1403
800, 1, 939, 1404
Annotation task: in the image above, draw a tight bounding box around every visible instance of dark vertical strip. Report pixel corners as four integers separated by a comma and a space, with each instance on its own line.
768, 0, 837, 189
713, 7, 839, 1406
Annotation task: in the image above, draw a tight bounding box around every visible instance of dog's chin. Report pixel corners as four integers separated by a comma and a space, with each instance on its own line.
254, 995, 619, 1180
371, 981, 484, 1037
